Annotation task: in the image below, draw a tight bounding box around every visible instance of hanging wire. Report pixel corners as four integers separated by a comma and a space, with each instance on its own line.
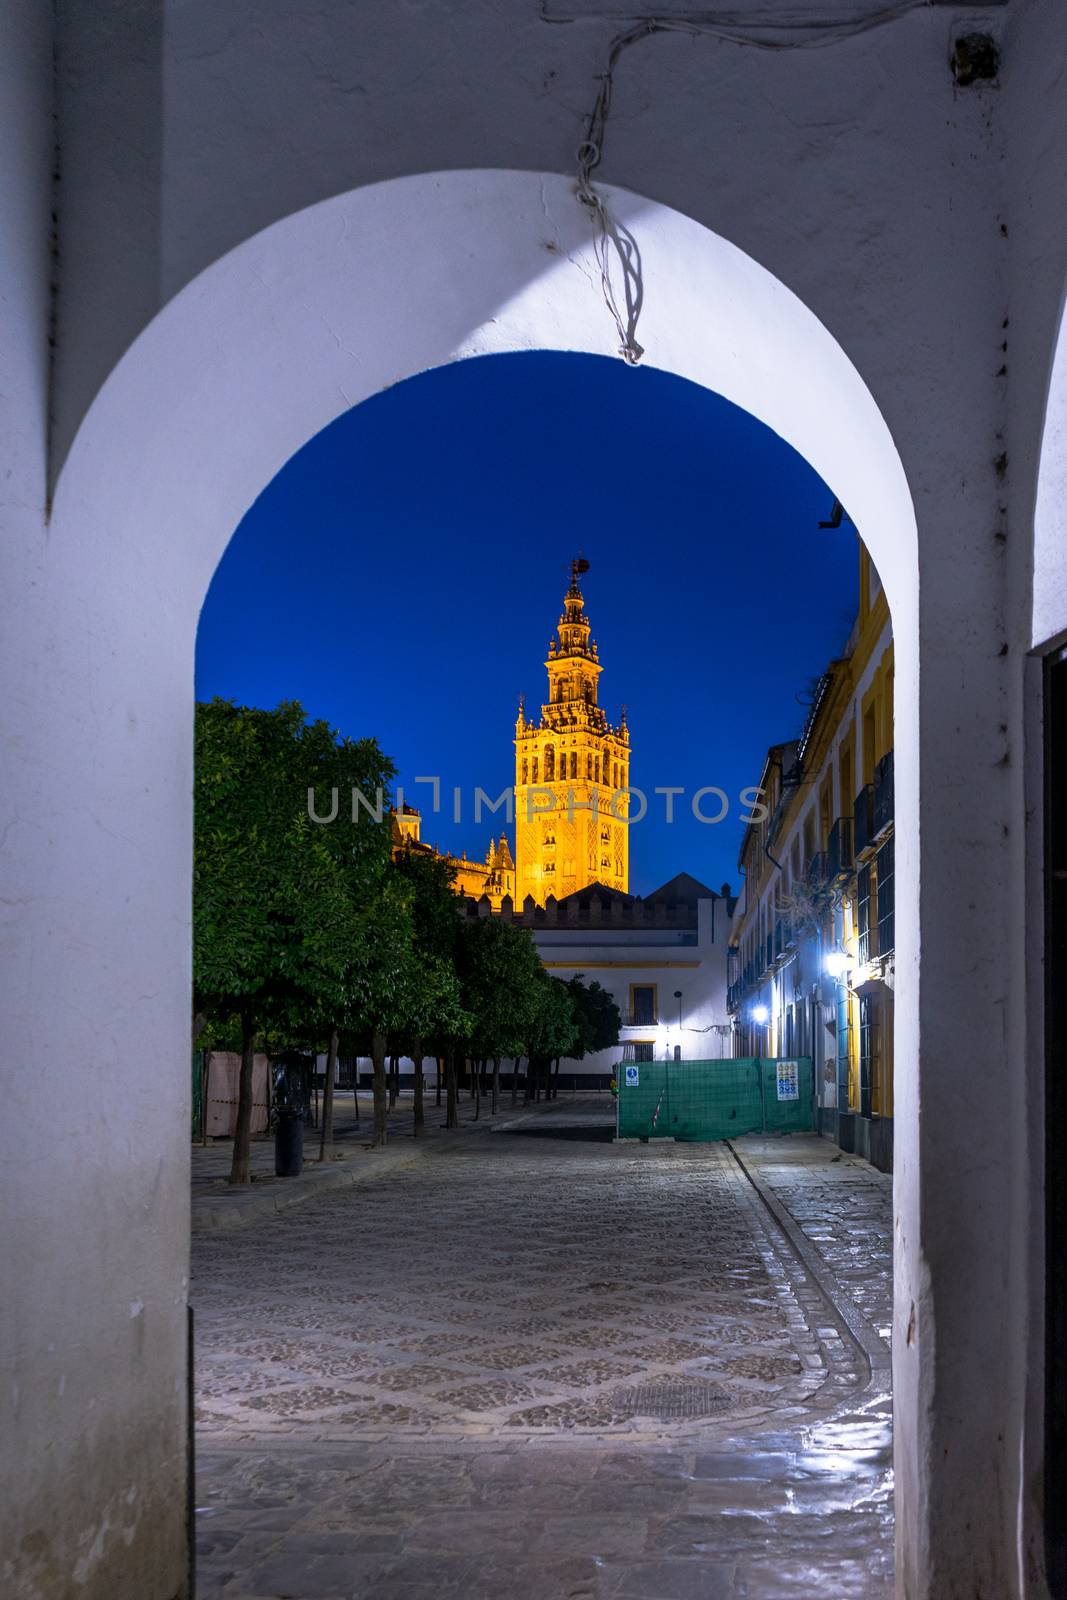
571, 0, 943, 363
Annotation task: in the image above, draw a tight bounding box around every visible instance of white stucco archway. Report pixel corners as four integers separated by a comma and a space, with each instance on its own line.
39, 170, 926, 1594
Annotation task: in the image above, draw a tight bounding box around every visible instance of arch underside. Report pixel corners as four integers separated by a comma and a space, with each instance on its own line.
43, 168, 925, 1597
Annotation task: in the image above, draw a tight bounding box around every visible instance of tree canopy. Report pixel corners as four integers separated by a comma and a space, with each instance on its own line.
193, 698, 626, 1170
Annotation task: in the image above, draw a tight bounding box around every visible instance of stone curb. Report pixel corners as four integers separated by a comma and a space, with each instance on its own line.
726, 1140, 892, 1380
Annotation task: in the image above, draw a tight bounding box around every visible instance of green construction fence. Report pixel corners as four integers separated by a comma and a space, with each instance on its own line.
617, 1056, 814, 1142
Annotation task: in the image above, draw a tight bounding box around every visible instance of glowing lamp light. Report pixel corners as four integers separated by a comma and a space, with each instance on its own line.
752, 1004, 769, 1025
824, 950, 852, 979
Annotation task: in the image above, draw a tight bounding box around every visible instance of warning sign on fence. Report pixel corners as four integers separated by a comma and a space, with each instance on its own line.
776, 1060, 800, 1101
625, 1064, 639, 1087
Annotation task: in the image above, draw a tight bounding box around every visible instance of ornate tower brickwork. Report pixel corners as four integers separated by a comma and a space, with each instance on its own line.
514, 561, 630, 905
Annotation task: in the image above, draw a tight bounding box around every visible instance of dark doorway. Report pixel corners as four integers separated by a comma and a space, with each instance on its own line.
1046, 646, 1067, 1598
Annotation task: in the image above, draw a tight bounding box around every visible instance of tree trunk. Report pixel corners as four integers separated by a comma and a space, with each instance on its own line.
412, 1038, 424, 1137
472, 1057, 481, 1121
192, 1010, 207, 1046
511, 1056, 520, 1107
201, 1050, 212, 1145
491, 1056, 501, 1115
319, 1025, 339, 1162
552, 1057, 561, 1100
371, 1031, 388, 1148
388, 1052, 399, 1108
435, 1056, 443, 1107
446, 1048, 458, 1129
228, 1010, 256, 1185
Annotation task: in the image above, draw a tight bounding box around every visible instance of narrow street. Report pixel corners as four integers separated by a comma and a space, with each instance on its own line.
194, 1102, 893, 1599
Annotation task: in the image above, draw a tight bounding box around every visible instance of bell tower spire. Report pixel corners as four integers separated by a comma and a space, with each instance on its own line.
514, 559, 631, 905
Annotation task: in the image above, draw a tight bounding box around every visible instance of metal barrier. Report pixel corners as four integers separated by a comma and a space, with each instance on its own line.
617, 1057, 814, 1142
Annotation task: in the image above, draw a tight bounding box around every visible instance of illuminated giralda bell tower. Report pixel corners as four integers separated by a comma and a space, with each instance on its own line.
514, 560, 630, 905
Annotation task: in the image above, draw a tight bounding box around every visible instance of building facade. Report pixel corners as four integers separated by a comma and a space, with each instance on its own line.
728, 545, 895, 1172
514, 561, 630, 905
460, 872, 734, 1083
392, 803, 515, 910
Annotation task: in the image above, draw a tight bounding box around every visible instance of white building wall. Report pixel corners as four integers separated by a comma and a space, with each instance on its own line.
2, 8, 187, 1599
533, 896, 731, 1074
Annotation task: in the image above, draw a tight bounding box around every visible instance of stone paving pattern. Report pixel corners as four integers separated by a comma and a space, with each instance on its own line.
194, 1103, 894, 1598
192, 1087, 518, 1232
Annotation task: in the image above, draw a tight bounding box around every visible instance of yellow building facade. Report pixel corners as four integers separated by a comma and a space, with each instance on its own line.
727, 542, 895, 1170
514, 562, 631, 905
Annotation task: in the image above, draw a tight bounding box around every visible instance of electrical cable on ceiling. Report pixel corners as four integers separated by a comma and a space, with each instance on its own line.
570, 0, 947, 362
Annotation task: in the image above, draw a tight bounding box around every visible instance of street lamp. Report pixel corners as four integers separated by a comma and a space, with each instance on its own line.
824, 949, 853, 979
673, 990, 683, 1062
752, 1004, 769, 1025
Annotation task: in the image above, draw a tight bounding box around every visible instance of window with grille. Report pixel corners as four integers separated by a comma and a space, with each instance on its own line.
857, 864, 873, 963
859, 991, 881, 1118
876, 835, 895, 955
631, 985, 656, 1025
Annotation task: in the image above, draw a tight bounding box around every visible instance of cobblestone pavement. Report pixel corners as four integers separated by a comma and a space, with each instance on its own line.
192, 1086, 508, 1194
192, 1087, 527, 1232
194, 1104, 894, 1598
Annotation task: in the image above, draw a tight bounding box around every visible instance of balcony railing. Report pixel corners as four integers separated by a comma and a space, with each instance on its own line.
826, 816, 854, 880
627, 1008, 657, 1027
874, 749, 894, 838
854, 784, 875, 856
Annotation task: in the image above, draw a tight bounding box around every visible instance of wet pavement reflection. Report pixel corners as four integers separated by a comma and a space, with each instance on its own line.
195, 1106, 894, 1598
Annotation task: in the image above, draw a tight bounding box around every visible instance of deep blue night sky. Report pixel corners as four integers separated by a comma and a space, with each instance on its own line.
196, 352, 858, 896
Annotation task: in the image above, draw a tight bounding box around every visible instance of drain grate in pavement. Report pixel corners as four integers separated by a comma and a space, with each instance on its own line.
613, 1380, 734, 1419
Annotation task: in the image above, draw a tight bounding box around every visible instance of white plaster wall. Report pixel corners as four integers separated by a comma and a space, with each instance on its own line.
1033, 321, 1067, 648
535, 905, 731, 1070
4, 2, 1066, 1595
1, 9, 189, 1600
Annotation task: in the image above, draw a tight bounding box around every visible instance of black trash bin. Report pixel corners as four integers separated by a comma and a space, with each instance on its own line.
272, 1054, 306, 1177
274, 1107, 304, 1177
